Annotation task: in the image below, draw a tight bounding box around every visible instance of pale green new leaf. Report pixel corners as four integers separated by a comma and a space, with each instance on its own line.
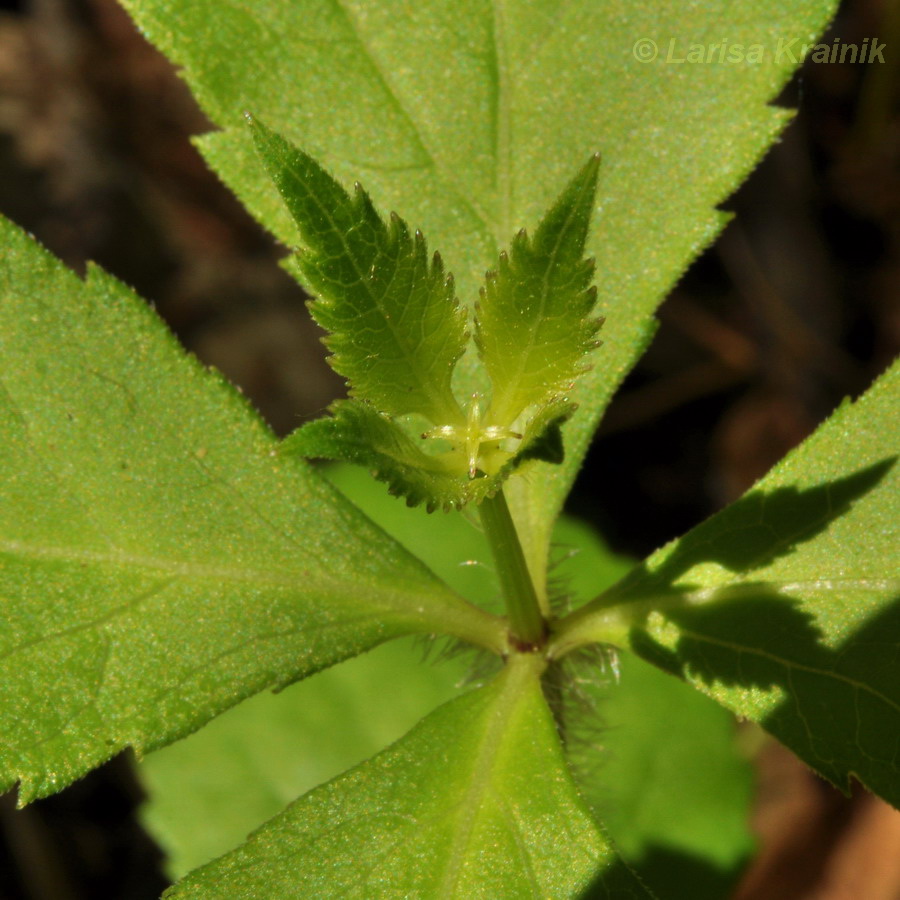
117, 0, 841, 593
250, 118, 467, 426
285, 397, 573, 510
0, 218, 503, 803
284, 399, 464, 511
165, 655, 648, 899
554, 359, 900, 808
476, 153, 601, 427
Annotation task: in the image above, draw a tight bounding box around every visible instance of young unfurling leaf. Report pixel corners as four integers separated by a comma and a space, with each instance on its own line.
254, 118, 603, 510
249, 117, 467, 428
475, 154, 603, 429
286, 398, 575, 511
283, 400, 463, 511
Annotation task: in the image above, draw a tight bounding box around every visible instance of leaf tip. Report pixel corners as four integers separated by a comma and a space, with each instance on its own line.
583, 151, 602, 183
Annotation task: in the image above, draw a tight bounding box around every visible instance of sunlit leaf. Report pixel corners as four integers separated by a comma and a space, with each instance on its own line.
0, 218, 502, 803
555, 359, 900, 808
165, 656, 647, 899
117, 0, 841, 590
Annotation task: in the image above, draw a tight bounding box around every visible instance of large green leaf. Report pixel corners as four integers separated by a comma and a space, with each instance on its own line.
140, 637, 470, 879
554, 359, 900, 808
140, 463, 496, 878
165, 654, 647, 899
0, 218, 504, 803
117, 0, 839, 593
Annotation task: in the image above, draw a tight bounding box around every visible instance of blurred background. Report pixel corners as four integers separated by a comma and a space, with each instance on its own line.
0, 0, 898, 896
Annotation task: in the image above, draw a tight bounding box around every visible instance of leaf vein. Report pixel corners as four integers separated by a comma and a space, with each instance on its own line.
678, 627, 900, 716
327, 0, 495, 240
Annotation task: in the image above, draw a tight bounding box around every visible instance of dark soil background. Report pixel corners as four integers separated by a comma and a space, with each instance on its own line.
0, 0, 898, 897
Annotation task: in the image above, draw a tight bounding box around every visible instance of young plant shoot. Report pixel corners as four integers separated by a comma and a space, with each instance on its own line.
254, 118, 602, 648
1, 1, 897, 897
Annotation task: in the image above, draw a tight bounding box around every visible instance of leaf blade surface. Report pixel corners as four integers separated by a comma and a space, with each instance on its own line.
165, 655, 647, 899
476, 153, 601, 426
0, 218, 502, 802
116, 0, 841, 588
557, 360, 900, 807
251, 118, 467, 425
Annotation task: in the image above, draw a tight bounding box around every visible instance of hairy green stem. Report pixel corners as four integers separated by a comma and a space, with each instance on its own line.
479, 487, 546, 646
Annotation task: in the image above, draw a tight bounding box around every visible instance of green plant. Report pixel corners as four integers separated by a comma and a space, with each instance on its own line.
2, 1, 897, 897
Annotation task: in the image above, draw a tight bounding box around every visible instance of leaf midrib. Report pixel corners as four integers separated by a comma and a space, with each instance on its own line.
676, 626, 900, 716
658, 577, 900, 603
0, 536, 416, 595
487, 0, 512, 240
326, 0, 496, 242
553, 576, 900, 657
436, 656, 536, 897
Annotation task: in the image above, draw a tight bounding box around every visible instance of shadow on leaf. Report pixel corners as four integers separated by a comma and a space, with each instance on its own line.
631, 591, 900, 802
633, 587, 826, 689
629, 457, 896, 586
579, 843, 749, 900
608, 457, 900, 802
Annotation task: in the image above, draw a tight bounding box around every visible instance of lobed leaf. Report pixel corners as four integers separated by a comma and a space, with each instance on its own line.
0, 218, 503, 803
476, 153, 602, 427
554, 359, 900, 808
164, 655, 649, 899
250, 118, 467, 426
